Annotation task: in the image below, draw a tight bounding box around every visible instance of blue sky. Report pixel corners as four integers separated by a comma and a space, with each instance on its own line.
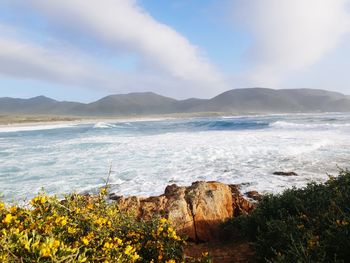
0, 0, 349, 102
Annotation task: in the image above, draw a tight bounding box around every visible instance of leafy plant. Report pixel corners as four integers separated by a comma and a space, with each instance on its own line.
0, 188, 185, 262
223, 169, 350, 262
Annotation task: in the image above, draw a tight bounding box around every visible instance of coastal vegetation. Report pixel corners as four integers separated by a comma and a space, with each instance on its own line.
224, 169, 350, 262
0, 188, 196, 262
1, 170, 350, 262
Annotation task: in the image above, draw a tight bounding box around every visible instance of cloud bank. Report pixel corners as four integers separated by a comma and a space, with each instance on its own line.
1, 0, 350, 99
1, 0, 226, 98
231, 0, 350, 86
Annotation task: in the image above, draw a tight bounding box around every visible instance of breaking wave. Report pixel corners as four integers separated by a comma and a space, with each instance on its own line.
270, 121, 350, 130
1, 113, 350, 202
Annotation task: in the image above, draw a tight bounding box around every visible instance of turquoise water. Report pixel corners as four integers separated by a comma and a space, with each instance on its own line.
1, 113, 350, 202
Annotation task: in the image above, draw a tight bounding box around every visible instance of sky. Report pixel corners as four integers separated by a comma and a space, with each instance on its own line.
0, 0, 349, 102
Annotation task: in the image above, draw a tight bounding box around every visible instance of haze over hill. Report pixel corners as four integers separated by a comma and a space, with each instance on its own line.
1, 88, 350, 116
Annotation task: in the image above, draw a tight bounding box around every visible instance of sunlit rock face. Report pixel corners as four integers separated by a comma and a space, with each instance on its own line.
113, 181, 255, 242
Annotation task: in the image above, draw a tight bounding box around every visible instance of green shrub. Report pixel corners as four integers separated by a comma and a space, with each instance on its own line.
224, 169, 350, 262
0, 188, 185, 262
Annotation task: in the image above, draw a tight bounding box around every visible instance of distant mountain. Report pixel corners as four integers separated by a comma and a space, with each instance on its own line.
0, 96, 84, 115
190, 88, 350, 113
1, 88, 350, 116
80, 92, 177, 115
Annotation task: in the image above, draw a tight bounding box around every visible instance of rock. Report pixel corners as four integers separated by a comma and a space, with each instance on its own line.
245, 191, 262, 201
185, 181, 234, 241
108, 193, 122, 201
273, 171, 298, 176
113, 181, 254, 242
228, 184, 241, 195
164, 185, 196, 239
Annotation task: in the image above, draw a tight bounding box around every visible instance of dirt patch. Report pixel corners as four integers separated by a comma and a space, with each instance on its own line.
184, 239, 256, 263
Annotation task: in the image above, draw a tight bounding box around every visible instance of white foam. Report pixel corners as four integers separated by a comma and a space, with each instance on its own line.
93, 122, 117, 129
270, 121, 350, 130
1, 113, 350, 202
0, 123, 76, 133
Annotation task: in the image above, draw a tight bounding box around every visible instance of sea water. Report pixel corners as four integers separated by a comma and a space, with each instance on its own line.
0, 113, 350, 202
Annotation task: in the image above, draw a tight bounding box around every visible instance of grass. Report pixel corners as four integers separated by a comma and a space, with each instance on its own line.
223, 169, 350, 262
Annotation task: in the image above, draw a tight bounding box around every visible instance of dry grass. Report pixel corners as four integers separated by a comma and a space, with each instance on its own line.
0, 114, 79, 125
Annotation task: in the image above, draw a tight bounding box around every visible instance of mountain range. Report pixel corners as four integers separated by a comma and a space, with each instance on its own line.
1, 88, 350, 116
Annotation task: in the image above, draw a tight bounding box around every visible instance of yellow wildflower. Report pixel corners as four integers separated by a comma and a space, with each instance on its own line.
10, 206, 17, 213
3, 214, 15, 224
40, 196, 46, 204
160, 218, 167, 224
24, 241, 31, 251
55, 216, 67, 227
124, 245, 134, 255
68, 226, 77, 234
40, 245, 51, 258
32, 241, 40, 249
114, 237, 123, 245
81, 237, 89, 246
132, 253, 140, 261
53, 240, 60, 249
100, 187, 108, 196
103, 242, 113, 250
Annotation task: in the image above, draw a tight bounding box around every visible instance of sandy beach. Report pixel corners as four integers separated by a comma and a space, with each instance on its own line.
0, 112, 230, 128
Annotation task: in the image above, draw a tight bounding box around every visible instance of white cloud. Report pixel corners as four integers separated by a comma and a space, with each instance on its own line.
0, 24, 130, 92
230, 0, 350, 87
0, 36, 94, 86
0, 24, 221, 98
0, 0, 228, 98
21, 0, 224, 86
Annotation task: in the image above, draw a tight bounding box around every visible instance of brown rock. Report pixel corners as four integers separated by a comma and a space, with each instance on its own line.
114, 196, 141, 216
245, 191, 262, 201
165, 185, 196, 240
273, 171, 298, 176
184, 181, 234, 241
113, 181, 254, 242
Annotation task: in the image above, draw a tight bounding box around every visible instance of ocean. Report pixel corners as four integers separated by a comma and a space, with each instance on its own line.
1, 113, 350, 202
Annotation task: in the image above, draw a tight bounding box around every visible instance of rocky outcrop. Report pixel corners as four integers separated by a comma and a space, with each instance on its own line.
245, 191, 263, 201
273, 171, 298, 176
112, 181, 254, 242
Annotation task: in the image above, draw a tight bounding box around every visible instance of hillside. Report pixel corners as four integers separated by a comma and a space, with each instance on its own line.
190, 88, 349, 113
1, 88, 350, 116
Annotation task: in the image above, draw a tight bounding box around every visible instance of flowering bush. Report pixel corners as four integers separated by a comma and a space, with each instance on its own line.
0, 188, 185, 262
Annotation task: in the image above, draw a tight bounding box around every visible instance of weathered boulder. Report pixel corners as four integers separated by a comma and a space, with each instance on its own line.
112, 181, 254, 242
164, 184, 196, 239
184, 181, 234, 241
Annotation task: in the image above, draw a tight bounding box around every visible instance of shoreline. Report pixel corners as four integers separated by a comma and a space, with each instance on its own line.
1, 111, 346, 128
0, 112, 229, 127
